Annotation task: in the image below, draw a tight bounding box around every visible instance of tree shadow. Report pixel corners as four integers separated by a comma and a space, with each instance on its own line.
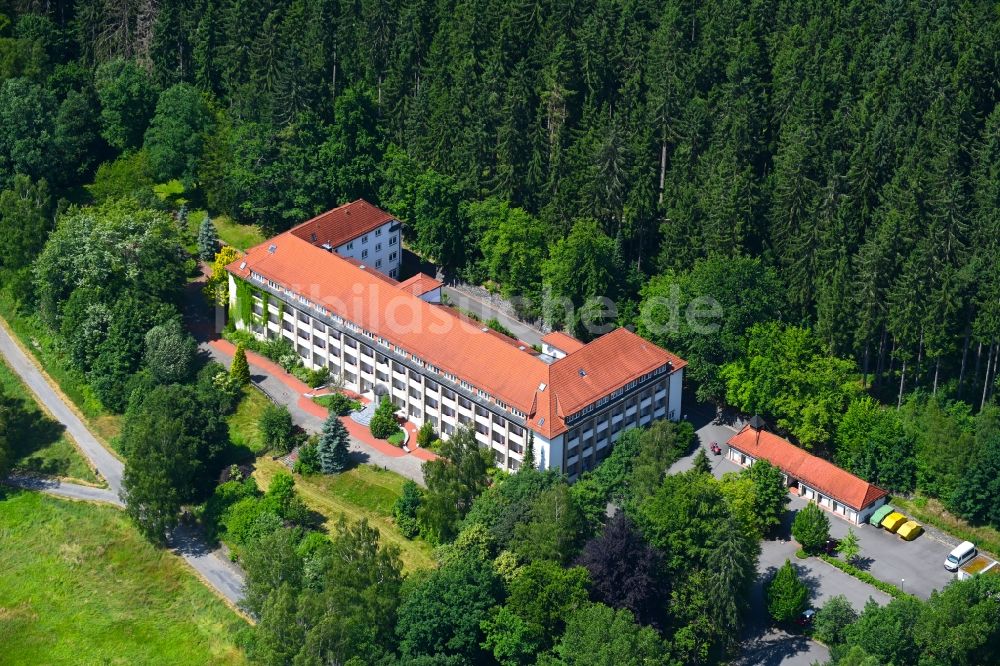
791, 562, 822, 597
737, 632, 814, 666
400, 248, 439, 282
851, 555, 874, 572
9, 406, 71, 477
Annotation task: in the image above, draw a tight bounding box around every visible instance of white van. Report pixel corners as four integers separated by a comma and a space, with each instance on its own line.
944, 541, 977, 571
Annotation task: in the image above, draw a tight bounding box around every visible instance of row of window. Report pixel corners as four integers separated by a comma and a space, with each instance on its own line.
344, 231, 399, 250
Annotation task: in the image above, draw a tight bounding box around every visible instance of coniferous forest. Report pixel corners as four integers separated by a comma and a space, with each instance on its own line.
3, 1, 1000, 665
2, 0, 998, 404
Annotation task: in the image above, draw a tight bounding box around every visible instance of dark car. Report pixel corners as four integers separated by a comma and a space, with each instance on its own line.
823, 538, 839, 555
795, 609, 816, 626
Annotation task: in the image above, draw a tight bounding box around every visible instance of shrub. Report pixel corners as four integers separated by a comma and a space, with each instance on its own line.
388, 430, 405, 447
792, 502, 830, 554
294, 437, 320, 475
318, 392, 360, 416
818, 554, 907, 598
417, 421, 436, 448
258, 404, 294, 453
369, 396, 399, 440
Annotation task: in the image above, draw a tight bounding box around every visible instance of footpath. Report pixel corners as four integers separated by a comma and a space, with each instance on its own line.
205, 338, 436, 484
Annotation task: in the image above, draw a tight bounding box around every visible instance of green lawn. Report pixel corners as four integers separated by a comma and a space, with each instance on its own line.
187, 210, 265, 252
254, 459, 436, 572
0, 489, 247, 665
0, 355, 99, 485
227, 386, 273, 456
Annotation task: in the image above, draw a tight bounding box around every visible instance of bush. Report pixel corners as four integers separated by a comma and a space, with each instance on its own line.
294, 437, 320, 475
258, 404, 294, 453
792, 502, 830, 554
417, 421, 436, 448
315, 392, 360, 416
369, 396, 399, 440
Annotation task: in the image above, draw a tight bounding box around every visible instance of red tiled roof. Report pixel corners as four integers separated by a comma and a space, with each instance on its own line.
727, 425, 888, 510
228, 226, 684, 438
550, 328, 686, 415
542, 331, 586, 354
342, 256, 399, 286
398, 273, 442, 297
289, 200, 396, 249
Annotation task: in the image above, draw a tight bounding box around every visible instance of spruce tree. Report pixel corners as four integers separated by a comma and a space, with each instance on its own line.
766, 559, 808, 622
692, 447, 712, 475
230, 342, 251, 386
197, 215, 219, 261
317, 411, 350, 474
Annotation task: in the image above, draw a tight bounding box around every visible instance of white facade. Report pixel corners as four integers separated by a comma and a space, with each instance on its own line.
326, 219, 401, 278
234, 276, 683, 477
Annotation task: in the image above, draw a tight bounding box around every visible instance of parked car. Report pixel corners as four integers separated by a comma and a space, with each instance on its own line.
823, 538, 839, 555
795, 609, 816, 626
944, 541, 978, 571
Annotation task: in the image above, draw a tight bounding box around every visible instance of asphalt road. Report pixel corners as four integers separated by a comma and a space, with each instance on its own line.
0, 319, 246, 607
5, 474, 122, 506
0, 322, 123, 494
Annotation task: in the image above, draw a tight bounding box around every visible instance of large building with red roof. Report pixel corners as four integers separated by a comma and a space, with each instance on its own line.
727, 424, 888, 524
227, 200, 686, 476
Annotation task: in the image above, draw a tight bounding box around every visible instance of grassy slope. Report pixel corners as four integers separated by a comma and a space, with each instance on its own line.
226, 386, 272, 456
187, 210, 265, 252
0, 490, 246, 665
254, 458, 436, 573
0, 355, 99, 485
893, 495, 1000, 558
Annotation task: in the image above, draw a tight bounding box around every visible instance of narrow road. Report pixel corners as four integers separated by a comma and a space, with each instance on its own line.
0, 322, 123, 494
0, 319, 246, 607
5, 474, 122, 506
441, 286, 545, 347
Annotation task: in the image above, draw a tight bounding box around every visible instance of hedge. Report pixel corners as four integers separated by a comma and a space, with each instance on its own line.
818, 554, 908, 598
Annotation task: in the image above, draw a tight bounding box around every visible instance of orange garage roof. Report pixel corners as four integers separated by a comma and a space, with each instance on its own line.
728, 425, 888, 510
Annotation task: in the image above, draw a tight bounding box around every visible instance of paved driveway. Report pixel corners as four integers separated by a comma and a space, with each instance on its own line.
0, 317, 246, 607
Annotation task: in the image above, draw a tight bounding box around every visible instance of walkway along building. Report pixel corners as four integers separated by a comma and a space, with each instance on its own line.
226, 200, 686, 477
727, 423, 888, 525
